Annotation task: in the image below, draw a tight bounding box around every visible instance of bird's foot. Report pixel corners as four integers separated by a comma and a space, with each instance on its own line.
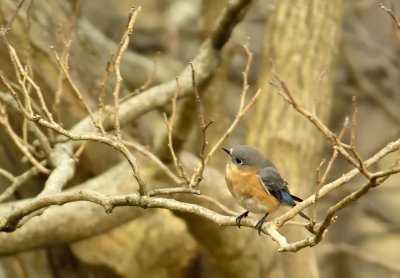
255, 213, 269, 236
235, 211, 249, 228
255, 219, 265, 236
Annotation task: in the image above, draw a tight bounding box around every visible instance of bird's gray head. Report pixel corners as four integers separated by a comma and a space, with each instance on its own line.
222, 145, 269, 170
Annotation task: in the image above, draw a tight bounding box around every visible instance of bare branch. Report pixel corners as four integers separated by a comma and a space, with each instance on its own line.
274, 138, 400, 228
148, 187, 200, 197
188, 62, 214, 187
203, 41, 260, 163
0, 162, 46, 203
162, 78, 190, 185
123, 140, 182, 184
194, 194, 238, 216
380, 3, 400, 29
51, 44, 100, 130
4, 0, 27, 32
0, 169, 15, 183
0, 106, 50, 174
112, 7, 141, 140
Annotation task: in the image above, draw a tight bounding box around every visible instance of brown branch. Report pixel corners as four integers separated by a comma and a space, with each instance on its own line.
30, 117, 147, 196
275, 141, 400, 231
0, 162, 46, 203
2, 0, 254, 203
4, 0, 27, 32
203, 41, 260, 164
278, 167, 397, 253
194, 194, 238, 216
0, 169, 15, 183
314, 181, 373, 246
270, 63, 337, 143
311, 69, 328, 114
186, 41, 260, 191
271, 69, 379, 179
1, 39, 34, 117
310, 117, 350, 229
0, 106, 50, 174
0, 74, 32, 118
310, 163, 400, 249
112, 7, 141, 140
188, 62, 214, 187
0, 89, 52, 157
97, 53, 114, 136
5, 40, 54, 122
380, 3, 400, 44
51, 45, 100, 130
120, 54, 158, 101
123, 140, 182, 184
380, 3, 400, 29
162, 78, 190, 185
266, 67, 400, 251
311, 158, 325, 225
350, 96, 357, 147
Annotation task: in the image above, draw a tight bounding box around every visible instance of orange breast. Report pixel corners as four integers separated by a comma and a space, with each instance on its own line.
225, 165, 280, 213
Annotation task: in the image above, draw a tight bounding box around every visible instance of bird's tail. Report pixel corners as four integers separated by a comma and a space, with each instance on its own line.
298, 211, 310, 221
290, 194, 310, 221
290, 194, 303, 202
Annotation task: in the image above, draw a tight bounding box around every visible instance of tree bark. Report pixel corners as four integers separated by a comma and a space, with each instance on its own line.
247, 1, 342, 277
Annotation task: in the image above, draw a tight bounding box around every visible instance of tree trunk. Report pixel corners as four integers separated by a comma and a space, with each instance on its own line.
247, 1, 342, 277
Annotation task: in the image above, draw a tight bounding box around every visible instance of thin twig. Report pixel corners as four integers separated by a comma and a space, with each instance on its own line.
349, 96, 372, 179
0, 74, 32, 118
380, 3, 400, 29
0, 169, 15, 183
188, 62, 214, 187
311, 69, 328, 115
4, 0, 27, 32
32, 117, 147, 195
203, 41, 260, 164
163, 78, 190, 184
311, 158, 325, 224
311, 117, 350, 227
123, 140, 182, 184
51, 45, 100, 130
4, 40, 54, 122
0, 162, 46, 203
97, 53, 114, 136
275, 137, 400, 229
271, 68, 373, 177
0, 106, 50, 174
121, 54, 158, 101
112, 7, 141, 140
194, 194, 238, 216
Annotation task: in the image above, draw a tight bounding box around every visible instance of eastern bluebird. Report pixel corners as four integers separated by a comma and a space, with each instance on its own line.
223, 145, 310, 234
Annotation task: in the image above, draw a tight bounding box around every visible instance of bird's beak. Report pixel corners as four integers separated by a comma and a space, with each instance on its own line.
222, 147, 231, 155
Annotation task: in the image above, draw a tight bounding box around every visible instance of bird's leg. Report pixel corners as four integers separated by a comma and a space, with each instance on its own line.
235, 211, 249, 228
255, 212, 269, 235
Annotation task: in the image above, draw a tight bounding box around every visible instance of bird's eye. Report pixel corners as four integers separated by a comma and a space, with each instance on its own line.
235, 158, 242, 164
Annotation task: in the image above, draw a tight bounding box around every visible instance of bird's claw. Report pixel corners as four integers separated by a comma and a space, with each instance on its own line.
235, 211, 249, 229
255, 220, 264, 236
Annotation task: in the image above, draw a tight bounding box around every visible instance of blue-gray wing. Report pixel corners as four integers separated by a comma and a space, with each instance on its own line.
256, 167, 296, 206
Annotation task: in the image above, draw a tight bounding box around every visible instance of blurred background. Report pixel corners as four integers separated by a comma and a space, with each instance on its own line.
0, 0, 400, 277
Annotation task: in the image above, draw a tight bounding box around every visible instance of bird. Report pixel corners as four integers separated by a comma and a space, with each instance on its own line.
222, 145, 310, 235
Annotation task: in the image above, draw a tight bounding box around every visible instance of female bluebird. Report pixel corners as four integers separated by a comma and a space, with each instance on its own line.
223, 145, 310, 234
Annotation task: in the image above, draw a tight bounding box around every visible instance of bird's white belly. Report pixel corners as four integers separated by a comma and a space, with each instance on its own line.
234, 195, 269, 214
